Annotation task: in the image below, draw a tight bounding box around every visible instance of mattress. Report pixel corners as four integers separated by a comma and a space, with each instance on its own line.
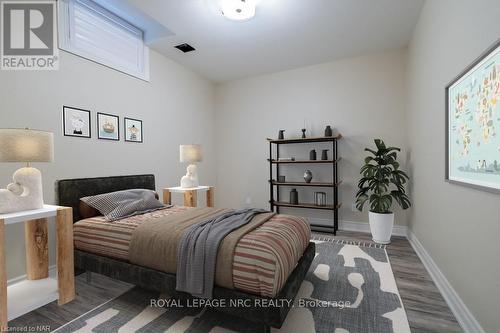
73, 206, 311, 297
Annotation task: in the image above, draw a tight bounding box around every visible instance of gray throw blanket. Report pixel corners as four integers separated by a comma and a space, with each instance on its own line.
176, 208, 267, 299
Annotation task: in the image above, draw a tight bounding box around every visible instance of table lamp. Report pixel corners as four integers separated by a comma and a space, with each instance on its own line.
179, 144, 202, 188
0, 128, 54, 214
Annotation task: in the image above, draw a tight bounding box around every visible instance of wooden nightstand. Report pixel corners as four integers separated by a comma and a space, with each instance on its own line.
163, 186, 215, 208
0, 205, 75, 331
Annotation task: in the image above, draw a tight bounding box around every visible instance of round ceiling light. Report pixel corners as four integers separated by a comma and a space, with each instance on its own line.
219, 0, 256, 21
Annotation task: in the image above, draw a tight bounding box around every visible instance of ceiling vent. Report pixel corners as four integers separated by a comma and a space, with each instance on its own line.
175, 43, 196, 53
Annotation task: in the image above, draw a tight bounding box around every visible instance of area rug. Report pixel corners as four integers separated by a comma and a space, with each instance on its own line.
55, 239, 410, 333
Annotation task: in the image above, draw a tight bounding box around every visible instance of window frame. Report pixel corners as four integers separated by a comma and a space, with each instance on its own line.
58, 0, 150, 81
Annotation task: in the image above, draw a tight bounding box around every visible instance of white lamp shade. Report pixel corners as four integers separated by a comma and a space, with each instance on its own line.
180, 144, 202, 163
0, 129, 54, 163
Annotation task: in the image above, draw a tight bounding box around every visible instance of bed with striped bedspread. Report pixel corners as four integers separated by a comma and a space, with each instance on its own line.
73, 206, 311, 298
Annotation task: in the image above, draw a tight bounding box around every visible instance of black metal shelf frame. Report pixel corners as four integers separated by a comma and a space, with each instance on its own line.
268, 136, 341, 234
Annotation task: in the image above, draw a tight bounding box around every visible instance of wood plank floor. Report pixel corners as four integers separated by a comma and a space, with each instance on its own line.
8, 231, 462, 332
328, 231, 462, 333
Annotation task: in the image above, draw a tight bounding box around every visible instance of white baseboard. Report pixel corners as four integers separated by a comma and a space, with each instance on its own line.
309, 218, 408, 237
407, 231, 484, 333
7, 265, 57, 286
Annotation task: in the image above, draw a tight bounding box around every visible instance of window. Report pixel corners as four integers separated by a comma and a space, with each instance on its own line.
58, 0, 149, 81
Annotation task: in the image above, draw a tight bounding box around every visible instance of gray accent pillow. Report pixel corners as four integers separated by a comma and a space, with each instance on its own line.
81, 189, 166, 221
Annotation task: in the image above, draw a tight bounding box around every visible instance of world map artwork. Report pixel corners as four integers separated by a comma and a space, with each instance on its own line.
448, 43, 500, 189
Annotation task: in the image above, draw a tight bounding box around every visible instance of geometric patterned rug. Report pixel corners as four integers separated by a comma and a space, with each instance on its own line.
54, 239, 410, 333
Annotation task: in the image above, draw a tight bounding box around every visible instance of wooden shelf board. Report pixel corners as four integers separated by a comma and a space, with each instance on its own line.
267, 135, 342, 144
268, 157, 341, 164
270, 180, 342, 187
271, 201, 342, 211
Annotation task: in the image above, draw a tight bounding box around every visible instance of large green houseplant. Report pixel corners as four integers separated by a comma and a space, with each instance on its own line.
355, 139, 411, 243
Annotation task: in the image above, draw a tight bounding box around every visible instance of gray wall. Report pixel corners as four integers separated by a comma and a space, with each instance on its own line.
215, 49, 409, 227
0, 50, 216, 280
406, 0, 500, 331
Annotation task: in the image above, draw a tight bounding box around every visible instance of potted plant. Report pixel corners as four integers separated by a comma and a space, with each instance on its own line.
355, 139, 411, 244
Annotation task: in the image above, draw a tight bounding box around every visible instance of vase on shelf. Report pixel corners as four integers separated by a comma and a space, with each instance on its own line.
324, 125, 333, 137
309, 149, 317, 160
278, 130, 285, 140
304, 170, 313, 183
290, 189, 299, 204
321, 149, 329, 160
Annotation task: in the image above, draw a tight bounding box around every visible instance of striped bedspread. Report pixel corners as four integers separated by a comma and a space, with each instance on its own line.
73, 207, 310, 297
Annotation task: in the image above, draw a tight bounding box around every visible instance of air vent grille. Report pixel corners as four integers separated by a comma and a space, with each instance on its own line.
175, 43, 196, 53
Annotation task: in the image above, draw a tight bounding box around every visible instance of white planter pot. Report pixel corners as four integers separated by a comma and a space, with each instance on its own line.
369, 211, 394, 244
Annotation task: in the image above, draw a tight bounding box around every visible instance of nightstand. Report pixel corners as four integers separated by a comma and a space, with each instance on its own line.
163, 186, 215, 207
0, 205, 75, 331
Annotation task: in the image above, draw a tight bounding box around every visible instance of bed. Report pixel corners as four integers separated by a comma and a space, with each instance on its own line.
56, 174, 315, 331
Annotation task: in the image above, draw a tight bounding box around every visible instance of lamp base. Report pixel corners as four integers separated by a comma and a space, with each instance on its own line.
180, 164, 200, 188
0, 167, 44, 214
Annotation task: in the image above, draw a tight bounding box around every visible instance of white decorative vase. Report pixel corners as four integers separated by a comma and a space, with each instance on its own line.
368, 211, 394, 244
0, 167, 44, 214
180, 164, 199, 188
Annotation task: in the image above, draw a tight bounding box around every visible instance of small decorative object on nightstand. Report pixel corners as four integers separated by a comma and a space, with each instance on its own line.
0, 128, 54, 214
301, 128, 306, 138
278, 130, 285, 140
179, 144, 202, 188
163, 186, 215, 208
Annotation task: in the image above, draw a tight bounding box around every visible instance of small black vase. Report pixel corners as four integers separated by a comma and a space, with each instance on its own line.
309, 149, 317, 160
321, 149, 329, 160
290, 189, 299, 205
278, 130, 285, 140
324, 125, 333, 137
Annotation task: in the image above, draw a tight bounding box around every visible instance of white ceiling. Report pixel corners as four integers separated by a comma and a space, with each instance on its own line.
126, 0, 424, 83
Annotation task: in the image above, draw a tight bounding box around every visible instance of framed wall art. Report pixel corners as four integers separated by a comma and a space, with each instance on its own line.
446, 40, 500, 191
97, 112, 119, 141
124, 117, 143, 143
63, 106, 91, 138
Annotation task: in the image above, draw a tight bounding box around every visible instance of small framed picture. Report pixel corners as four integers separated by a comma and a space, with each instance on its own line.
63, 106, 91, 138
97, 112, 119, 141
124, 117, 143, 143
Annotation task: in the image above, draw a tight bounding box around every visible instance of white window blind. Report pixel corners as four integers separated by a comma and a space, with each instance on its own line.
59, 0, 149, 81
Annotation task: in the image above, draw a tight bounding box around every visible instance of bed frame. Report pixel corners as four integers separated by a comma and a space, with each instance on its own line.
57, 174, 315, 331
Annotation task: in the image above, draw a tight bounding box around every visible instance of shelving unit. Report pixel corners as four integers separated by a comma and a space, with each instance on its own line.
267, 135, 342, 234
270, 180, 343, 188
267, 158, 341, 164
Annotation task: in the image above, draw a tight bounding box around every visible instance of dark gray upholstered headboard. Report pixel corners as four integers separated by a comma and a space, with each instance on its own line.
56, 174, 156, 222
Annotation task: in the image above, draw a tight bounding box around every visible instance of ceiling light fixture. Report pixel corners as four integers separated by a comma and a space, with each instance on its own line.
219, 0, 256, 21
